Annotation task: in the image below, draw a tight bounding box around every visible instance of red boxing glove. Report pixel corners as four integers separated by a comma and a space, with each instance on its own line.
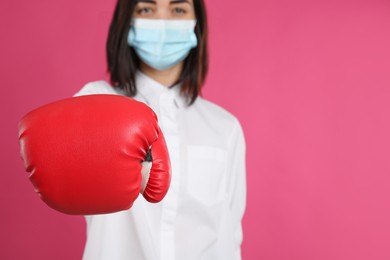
18, 95, 171, 215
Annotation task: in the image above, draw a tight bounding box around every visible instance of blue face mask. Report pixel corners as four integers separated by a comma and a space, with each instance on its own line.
127, 18, 198, 71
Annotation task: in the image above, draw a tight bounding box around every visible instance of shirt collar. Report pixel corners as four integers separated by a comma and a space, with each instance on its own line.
135, 70, 187, 108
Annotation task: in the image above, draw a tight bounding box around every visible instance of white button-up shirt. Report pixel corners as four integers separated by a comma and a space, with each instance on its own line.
74, 71, 246, 260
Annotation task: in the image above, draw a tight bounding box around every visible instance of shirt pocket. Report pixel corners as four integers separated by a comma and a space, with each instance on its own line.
186, 146, 228, 206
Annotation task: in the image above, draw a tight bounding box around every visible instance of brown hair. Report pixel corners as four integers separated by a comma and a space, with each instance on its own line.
106, 0, 209, 105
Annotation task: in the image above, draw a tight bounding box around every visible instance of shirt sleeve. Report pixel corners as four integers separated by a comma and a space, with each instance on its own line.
73, 81, 118, 97
227, 118, 247, 259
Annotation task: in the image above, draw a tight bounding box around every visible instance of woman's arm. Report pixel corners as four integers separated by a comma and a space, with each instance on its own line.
227, 119, 247, 259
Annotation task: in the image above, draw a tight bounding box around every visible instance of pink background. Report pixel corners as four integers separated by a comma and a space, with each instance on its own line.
1, 0, 390, 259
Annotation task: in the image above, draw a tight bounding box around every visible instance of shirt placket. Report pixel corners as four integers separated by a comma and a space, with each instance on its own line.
159, 90, 180, 260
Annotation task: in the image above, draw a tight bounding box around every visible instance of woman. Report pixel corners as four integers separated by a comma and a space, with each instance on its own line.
75, 0, 246, 259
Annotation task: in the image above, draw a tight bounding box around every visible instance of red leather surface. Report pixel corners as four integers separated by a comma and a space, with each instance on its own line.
18, 94, 171, 215
143, 128, 171, 203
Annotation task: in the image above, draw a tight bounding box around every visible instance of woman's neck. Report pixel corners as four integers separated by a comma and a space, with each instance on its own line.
140, 62, 183, 88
